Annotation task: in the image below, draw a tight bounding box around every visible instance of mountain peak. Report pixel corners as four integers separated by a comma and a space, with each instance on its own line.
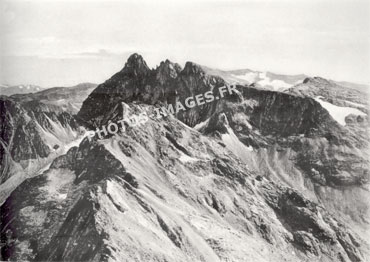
182, 61, 205, 76
126, 53, 144, 64
122, 53, 150, 77
158, 59, 181, 71
156, 59, 182, 83
303, 76, 332, 85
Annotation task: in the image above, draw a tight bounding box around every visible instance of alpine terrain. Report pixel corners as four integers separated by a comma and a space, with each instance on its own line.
0, 54, 369, 262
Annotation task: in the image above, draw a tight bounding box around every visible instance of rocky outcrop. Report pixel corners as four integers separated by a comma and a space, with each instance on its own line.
261, 182, 366, 261
0, 82, 97, 186
78, 53, 226, 128
51, 138, 138, 187
0, 96, 80, 183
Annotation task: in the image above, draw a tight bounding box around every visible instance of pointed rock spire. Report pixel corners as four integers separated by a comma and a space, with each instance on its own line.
182, 61, 205, 76
121, 53, 150, 77
156, 59, 182, 84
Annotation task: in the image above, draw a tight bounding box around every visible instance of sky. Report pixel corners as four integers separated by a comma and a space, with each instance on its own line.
0, 0, 369, 87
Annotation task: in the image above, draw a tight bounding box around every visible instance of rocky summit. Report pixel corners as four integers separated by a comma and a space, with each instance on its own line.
1, 54, 369, 262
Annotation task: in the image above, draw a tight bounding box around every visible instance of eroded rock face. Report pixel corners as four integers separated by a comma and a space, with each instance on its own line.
0, 99, 50, 167
0, 84, 95, 205
192, 79, 368, 216
51, 138, 138, 187
78, 53, 226, 128
0, 96, 80, 184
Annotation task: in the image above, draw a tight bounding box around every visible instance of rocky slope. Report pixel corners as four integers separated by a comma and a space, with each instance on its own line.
1, 54, 369, 261
2, 105, 368, 261
77, 55, 225, 128
0, 83, 96, 203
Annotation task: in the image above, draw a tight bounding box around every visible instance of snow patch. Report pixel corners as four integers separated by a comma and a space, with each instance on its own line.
233, 112, 253, 129
58, 193, 68, 200
315, 96, 367, 126
231, 72, 258, 83
257, 72, 292, 90
193, 118, 210, 131
178, 152, 199, 163
106, 179, 129, 212
232, 71, 293, 90
39, 169, 75, 202
221, 126, 253, 163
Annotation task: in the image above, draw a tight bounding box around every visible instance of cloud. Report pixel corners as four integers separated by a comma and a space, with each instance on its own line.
72, 49, 118, 58
64, 49, 139, 60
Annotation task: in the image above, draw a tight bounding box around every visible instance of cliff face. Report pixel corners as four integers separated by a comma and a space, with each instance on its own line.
0, 98, 75, 181
196, 79, 369, 238
1, 54, 369, 261
0, 84, 94, 203
78, 54, 226, 128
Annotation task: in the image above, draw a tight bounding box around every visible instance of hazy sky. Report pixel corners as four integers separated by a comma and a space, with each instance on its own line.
1, 0, 369, 87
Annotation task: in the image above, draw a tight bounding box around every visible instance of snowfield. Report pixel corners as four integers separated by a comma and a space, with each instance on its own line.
315, 96, 367, 126
231, 72, 258, 83
231, 71, 294, 91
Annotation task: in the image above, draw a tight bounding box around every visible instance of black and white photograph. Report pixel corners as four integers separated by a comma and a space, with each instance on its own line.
0, 0, 369, 261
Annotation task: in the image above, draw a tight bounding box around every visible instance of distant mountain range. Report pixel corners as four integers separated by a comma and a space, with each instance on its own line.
2, 68, 368, 97
202, 67, 369, 93
0, 84, 43, 96
10, 83, 97, 114
0, 83, 98, 96
0, 85, 42, 96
